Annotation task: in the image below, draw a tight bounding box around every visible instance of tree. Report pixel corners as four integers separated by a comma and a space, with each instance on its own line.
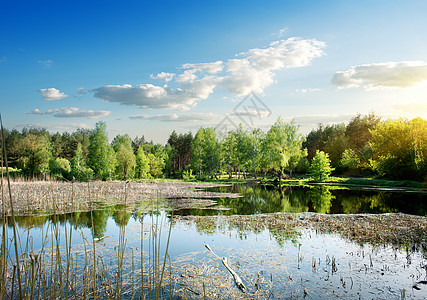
369, 117, 426, 180
71, 142, 93, 181
346, 112, 381, 152
17, 133, 51, 176
220, 130, 237, 179
340, 149, 360, 171
49, 157, 71, 179
309, 150, 334, 181
111, 134, 136, 179
262, 118, 305, 181
135, 146, 150, 179
191, 128, 205, 178
115, 144, 136, 180
88, 121, 115, 180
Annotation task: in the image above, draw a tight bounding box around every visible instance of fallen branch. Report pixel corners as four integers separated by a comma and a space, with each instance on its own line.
204, 244, 246, 293
222, 257, 246, 293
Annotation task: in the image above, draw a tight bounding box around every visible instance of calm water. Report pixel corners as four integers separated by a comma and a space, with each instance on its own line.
176, 183, 427, 216
2, 184, 427, 299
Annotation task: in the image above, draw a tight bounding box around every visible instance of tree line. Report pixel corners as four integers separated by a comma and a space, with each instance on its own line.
1, 113, 425, 181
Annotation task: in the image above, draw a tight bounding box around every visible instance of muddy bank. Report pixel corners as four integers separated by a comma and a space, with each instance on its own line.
0, 180, 239, 215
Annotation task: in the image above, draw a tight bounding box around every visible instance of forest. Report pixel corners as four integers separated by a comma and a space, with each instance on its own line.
1, 113, 426, 182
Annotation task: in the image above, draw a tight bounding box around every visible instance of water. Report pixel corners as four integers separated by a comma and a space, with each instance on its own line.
1, 183, 427, 299
175, 184, 427, 216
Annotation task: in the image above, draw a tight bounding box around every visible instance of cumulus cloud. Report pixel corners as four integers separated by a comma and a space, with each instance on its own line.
221, 38, 325, 95
38, 88, 68, 100
93, 76, 218, 110
38, 59, 53, 68
332, 61, 427, 90
27, 108, 43, 115
92, 37, 325, 109
150, 72, 175, 82
77, 87, 86, 94
129, 112, 221, 123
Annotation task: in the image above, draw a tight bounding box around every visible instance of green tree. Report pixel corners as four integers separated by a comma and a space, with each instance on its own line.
17, 133, 51, 176
262, 118, 305, 181
369, 117, 426, 180
191, 128, 205, 178
71, 142, 93, 180
340, 149, 360, 171
49, 157, 71, 179
148, 153, 163, 178
220, 130, 237, 178
309, 150, 334, 181
135, 146, 150, 179
88, 121, 115, 180
115, 144, 136, 180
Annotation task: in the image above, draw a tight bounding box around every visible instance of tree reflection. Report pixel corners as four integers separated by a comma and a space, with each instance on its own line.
307, 186, 334, 214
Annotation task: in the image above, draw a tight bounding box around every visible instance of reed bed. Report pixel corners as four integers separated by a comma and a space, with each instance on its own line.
0, 181, 239, 216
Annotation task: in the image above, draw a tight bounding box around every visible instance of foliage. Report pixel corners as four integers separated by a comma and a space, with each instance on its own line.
49, 157, 71, 179
340, 149, 360, 170
88, 121, 116, 180
263, 118, 306, 180
135, 146, 150, 179
369, 117, 426, 180
115, 144, 136, 180
182, 169, 196, 181
309, 150, 334, 181
17, 132, 51, 176
1, 113, 425, 183
71, 143, 94, 180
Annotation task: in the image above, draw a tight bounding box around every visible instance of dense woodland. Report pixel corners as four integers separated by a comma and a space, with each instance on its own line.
1, 113, 426, 182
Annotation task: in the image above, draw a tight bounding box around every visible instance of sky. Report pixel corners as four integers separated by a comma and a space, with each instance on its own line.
1, 0, 426, 143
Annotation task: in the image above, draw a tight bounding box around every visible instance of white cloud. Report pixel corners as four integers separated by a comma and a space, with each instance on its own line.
93, 76, 218, 110
37, 59, 53, 68
27, 108, 43, 115
221, 38, 326, 95
150, 72, 175, 82
52, 107, 111, 119
77, 87, 86, 94
38, 88, 68, 100
332, 61, 427, 90
129, 112, 221, 123
92, 37, 326, 109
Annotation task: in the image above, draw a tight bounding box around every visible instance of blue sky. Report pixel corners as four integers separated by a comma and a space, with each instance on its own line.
1, 0, 426, 143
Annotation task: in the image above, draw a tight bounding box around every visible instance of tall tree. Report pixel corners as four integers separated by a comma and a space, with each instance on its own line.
263, 118, 305, 181
88, 121, 115, 180
191, 128, 205, 178
135, 146, 150, 179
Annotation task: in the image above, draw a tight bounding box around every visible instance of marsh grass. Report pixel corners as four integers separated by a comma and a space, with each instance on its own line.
0, 130, 174, 300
